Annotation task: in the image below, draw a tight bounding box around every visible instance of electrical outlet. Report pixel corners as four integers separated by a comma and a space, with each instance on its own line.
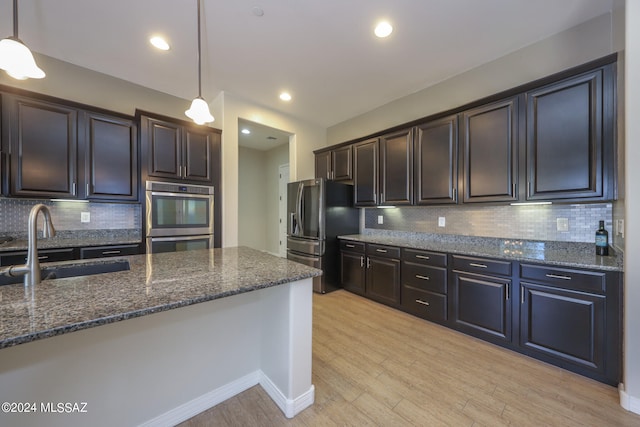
556, 218, 569, 232
438, 217, 445, 227
81, 212, 91, 223
617, 219, 625, 238
377, 215, 384, 225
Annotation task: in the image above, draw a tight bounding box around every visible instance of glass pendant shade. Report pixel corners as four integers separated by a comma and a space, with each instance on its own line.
185, 97, 214, 125
0, 36, 45, 79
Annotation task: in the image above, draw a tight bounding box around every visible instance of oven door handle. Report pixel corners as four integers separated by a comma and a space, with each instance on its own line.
150, 191, 212, 199
148, 235, 213, 242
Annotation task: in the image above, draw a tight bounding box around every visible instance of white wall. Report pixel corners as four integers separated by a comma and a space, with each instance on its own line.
218, 92, 326, 247
623, 0, 640, 413
327, 13, 615, 145
238, 146, 268, 251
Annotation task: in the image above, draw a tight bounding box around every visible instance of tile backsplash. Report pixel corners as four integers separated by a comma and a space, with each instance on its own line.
0, 198, 141, 236
364, 203, 612, 243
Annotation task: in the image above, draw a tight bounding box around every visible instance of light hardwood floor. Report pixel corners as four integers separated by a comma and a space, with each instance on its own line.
180, 290, 640, 426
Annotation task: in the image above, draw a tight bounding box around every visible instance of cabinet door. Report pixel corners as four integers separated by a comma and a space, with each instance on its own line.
183, 126, 213, 183
144, 117, 182, 180
340, 251, 365, 295
332, 145, 353, 181
315, 151, 331, 180
526, 69, 608, 201
366, 255, 400, 306
461, 97, 519, 203
379, 129, 413, 205
7, 96, 77, 198
353, 138, 378, 206
520, 282, 605, 372
414, 116, 458, 204
84, 112, 138, 201
450, 271, 511, 342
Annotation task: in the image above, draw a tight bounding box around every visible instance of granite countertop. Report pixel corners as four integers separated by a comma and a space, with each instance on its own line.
0, 247, 322, 349
339, 231, 623, 272
0, 229, 141, 253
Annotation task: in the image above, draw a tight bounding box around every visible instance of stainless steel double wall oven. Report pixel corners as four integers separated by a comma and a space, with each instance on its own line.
145, 181, 214, 253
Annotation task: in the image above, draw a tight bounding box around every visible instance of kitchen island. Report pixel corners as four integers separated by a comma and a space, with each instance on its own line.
0, 247, 321, 427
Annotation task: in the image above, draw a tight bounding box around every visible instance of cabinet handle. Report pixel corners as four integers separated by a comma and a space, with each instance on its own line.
72, 182, 76, 195
521, 285, 525, 304
469, 263, 487, 268
415, 274, 430, 281
86, 183, 90, 195
360, 256, 364, 268
38, 255, 49, 261
373, 192, 377, 204
376, 249, 387, 253
453, 188, 457, 201
102, 250, 121, 255
366, 257, 371, 269
528, 181, 532, 197
415, 255, 430, 260
513, 183, 516, 197
506, 284, 510, 300
545, 273, 572, 280
415, 299, 430, 307
345, 244, 355, 248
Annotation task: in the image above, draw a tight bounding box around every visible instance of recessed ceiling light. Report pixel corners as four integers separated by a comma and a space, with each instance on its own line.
241, 128, 251, 134
150, 36, 170, 51
374, 21, 393, 38
279, 92, 292, 102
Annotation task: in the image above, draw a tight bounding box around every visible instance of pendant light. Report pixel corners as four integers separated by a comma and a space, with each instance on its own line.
185, 0, 214, 125
0, 0, 45, 80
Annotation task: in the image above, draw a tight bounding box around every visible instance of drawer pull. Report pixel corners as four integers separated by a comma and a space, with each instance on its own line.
415, 274, 430, 281
102, 250, 121, 255
38, 255, 49, 261
360, 256, 364, 267
469, 263, 487, 268
376, 249, 387, 253
545, 273, 572, 280
416, 255, 430, 260
345, 244, 355, 248
415, 299, 430, 306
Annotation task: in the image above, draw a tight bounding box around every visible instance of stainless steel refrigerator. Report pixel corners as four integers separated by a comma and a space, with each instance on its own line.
287, 178, 359, 293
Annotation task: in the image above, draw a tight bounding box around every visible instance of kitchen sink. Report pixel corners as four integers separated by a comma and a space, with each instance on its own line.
0, 259, 130, 286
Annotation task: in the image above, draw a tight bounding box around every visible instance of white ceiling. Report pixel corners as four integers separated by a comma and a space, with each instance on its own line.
238, 118, 291, 151
0, 0, 619, 128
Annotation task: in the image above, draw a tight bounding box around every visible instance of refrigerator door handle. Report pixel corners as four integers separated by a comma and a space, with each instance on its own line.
296, 181, 305, 236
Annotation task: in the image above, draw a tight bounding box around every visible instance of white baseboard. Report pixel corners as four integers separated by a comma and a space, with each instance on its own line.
619, 384, 640, 415
138, 371, 261, 427
138, 370, 315, 426
259, 372, 315, 418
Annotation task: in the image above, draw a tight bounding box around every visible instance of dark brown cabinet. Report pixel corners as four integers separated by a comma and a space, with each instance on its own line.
414, 115, 458, 205
81, 112, 137, 201
525, 66, 614, 201
0, 248, 76, 266
450, 255, 513, 343
401, 248, 448, 322
80, 244, 141, 259
365, 244, 401, 306
461, 96, 520, 203
353, 138, 379, 206
379, 128, 413, 205
315, 145, 352, 181
340, 241, 366, 295
141, 114, 219, 185
519, 264, 620, 384
4, 95, 78, 198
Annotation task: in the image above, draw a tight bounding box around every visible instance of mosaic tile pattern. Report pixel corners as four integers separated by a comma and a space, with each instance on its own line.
364, 203, 612, 243
0, 198, 141, 235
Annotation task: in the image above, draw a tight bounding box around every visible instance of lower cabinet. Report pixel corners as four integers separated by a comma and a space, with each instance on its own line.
338, 238, 621, 385
80, 244, 141, 259
0, 248, 76, 266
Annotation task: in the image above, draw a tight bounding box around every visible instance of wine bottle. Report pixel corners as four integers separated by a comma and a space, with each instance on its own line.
595, 220, 609, 256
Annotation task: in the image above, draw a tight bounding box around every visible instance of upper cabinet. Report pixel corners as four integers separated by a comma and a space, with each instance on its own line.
141, 114, 220, 185
314, 145, 352, 181
414, 115, 458, 205
525, 66, 615, 202
353, 138, 378, 206
1, 94, 139, 201
461, 96, 520, 204
379, 128, 413, 206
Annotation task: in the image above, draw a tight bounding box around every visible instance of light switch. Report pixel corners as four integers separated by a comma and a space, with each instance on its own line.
556, 218, 569, 232
81, 212, 91, 223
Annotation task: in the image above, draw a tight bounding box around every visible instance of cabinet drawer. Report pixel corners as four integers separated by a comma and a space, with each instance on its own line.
366, 244, 400, 258
80, 244, 140, 259
401, 286, 447, 322
520, 264, 606, 294
340, 240, 365, 253
402, 262, 447, 294
402, 248, 447, 267
452, 255, 511, 276
0, 248, 76, 266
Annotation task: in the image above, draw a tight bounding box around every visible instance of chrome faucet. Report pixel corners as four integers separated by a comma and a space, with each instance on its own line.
0, 204, 56, 286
